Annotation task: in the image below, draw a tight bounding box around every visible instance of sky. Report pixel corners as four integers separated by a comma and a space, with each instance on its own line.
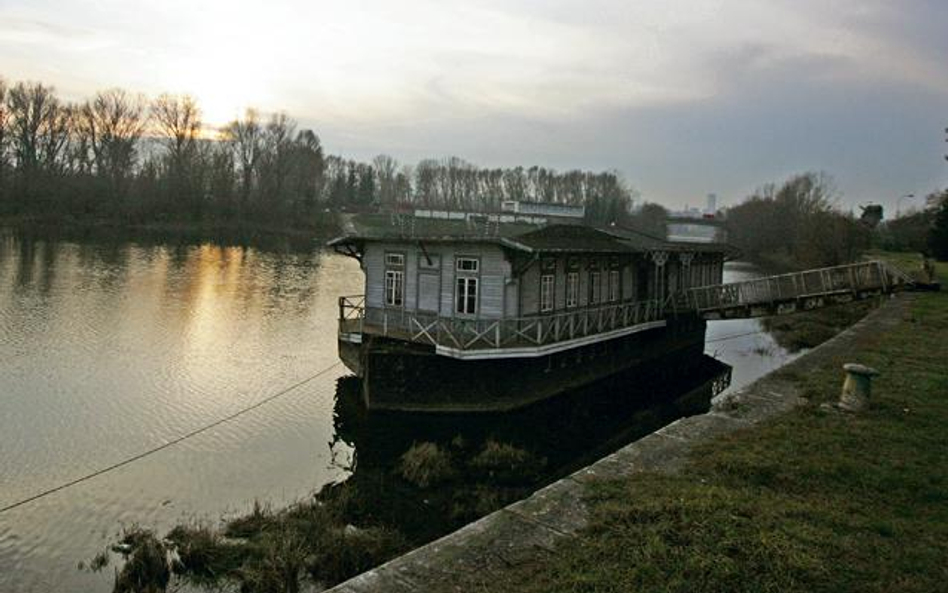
1, 0, 946, 213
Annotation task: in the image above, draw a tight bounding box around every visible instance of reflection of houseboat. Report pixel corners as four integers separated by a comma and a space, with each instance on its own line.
330, 209, 735, 412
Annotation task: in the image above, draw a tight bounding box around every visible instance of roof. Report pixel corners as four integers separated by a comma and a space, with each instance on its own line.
328, 213, 738, 257
500, 224, 630, 254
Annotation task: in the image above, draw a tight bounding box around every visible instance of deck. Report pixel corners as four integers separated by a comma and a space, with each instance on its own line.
339, 260, 915, 359
339, 296, 667, 359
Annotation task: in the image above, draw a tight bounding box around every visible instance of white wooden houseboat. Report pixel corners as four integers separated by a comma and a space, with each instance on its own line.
330, 213, 735, 412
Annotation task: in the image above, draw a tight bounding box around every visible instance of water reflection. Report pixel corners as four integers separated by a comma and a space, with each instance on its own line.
327, 355, 731, 543
0, 232, 765, 593
708, 262, 802, 394
0, 232, 355, 593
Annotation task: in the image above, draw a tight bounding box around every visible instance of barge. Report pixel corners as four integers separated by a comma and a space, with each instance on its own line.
330, 209, 736, 412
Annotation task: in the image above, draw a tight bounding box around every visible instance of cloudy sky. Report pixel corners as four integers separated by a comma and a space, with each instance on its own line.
1, 0, 946, 212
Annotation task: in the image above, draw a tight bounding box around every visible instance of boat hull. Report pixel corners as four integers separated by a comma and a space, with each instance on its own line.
339, 315, 709, 413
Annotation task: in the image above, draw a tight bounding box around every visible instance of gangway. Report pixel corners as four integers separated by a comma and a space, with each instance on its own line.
670, 260, 915, 320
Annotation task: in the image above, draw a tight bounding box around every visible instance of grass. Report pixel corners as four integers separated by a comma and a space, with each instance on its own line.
441, 253, 948, 593
398, 441, 457, 488
93, 494, 406, 593
97, 436, 542, 592
762, 300, 877, 352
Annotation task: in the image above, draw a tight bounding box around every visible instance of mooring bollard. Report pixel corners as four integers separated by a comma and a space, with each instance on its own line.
839, 363, 880, 412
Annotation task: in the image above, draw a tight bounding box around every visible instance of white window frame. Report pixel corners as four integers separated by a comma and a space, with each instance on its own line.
384, 251, 405, 307
589, 271, 601, 305
456, 257, 479, 273
385, 270, 404, 306
566, 272, 579, 308
609, 270, 620, 302
540, 274, 555, 313
456, 276, 478, 315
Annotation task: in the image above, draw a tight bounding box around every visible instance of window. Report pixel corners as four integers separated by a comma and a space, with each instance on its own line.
456, 257, 479, 273
609, 270, 620, 302
384, 252, 405, 307
456, 277, 478, 314
540, 274, 555, 312
589, 271, 601, 305
566, 272, 579, 308
385, 270, 404, 306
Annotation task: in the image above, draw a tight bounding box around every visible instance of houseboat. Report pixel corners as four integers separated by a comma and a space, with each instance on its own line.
330, 208, 735, 412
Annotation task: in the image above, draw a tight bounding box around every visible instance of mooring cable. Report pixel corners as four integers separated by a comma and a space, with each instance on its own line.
0, 361, 342, 516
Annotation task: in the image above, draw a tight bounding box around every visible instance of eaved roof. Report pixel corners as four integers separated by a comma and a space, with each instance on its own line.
328, 213, 738, 257
499, 224, 631, 254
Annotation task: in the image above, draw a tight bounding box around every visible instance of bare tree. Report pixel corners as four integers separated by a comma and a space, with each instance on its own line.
150, 94, 202, 214
257, 112, 297, 214
222, 109, 263, 214
151, 94, 201, 168
288, 129, 324, 213
0, 78, 9, 202
78, 89, 147, 201
7, 81, 61, 173
372, 154, 398, 208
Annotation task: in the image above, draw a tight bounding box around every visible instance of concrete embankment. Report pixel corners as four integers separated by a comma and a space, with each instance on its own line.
326, 294, 911, 593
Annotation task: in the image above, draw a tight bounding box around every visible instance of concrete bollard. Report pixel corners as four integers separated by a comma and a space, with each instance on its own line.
839, 363, 880, 412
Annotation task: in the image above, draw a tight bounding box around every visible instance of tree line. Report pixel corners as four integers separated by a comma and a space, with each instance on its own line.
0, 78, 636, 229
876, 189, 948, 260
724, 172, 873, 269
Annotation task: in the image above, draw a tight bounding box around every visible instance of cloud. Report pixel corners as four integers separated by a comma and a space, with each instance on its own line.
0, 0, 945, 210
0, 14, 114, 52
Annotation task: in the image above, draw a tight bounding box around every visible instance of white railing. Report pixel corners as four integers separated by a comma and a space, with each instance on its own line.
678, 260, 911, 313
338, 297, 664, 351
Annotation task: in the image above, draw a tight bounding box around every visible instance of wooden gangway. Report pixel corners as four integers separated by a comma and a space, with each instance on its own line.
670, 260, 914, 320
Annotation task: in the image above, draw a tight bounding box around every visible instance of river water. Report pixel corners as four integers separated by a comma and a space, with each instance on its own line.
0, 233, 797, 592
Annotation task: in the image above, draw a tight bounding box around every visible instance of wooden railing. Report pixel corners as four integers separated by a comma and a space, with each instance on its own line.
674, 260, 911, 315
338, 296, 664, 351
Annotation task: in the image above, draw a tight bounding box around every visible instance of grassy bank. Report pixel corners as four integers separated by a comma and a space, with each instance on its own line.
91, 435, 547, 592
449, 253, 948, 593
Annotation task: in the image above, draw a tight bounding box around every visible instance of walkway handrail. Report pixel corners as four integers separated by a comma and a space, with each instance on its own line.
675, 260, 911, 314
338, 297, 664, 351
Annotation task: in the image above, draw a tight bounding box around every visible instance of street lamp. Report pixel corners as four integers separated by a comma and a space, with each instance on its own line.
897, 193, 915, 217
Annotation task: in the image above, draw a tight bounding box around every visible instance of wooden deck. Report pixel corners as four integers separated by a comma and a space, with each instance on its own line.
338, 261, 915, 358
338, 296, 666, 358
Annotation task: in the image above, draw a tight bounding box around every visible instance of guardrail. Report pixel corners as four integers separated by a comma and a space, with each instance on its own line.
676, 260, 911, 314
338, 296, 664, 351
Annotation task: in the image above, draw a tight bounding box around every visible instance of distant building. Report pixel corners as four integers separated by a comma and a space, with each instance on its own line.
500, 200, 585, 220
667, 193, 728, 243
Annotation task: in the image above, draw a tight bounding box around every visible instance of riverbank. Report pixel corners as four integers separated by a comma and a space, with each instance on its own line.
1, 214, 341, 251
328, 254, 946, 593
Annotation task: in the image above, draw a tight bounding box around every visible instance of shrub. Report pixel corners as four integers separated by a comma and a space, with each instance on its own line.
398, 442, 455, 488
111, 528, 171, 593
165, 524, 244, 582
470, 440, 543, 484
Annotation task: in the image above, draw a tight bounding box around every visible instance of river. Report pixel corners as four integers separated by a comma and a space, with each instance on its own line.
0, 233, 797, 592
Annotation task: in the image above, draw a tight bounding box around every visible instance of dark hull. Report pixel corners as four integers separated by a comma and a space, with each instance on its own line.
339, 315, 710, 413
